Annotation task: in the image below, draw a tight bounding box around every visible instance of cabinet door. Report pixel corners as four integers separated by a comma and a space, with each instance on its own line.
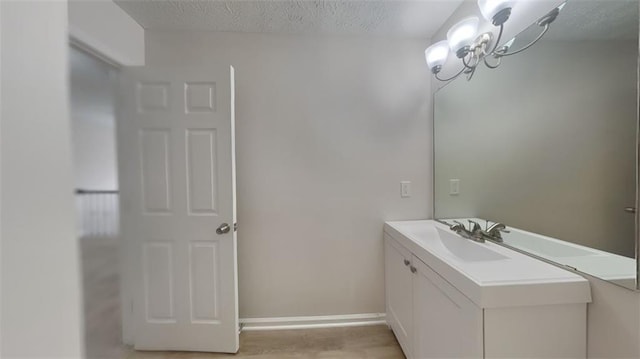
384, 235, 414, 357
412, 256, 483, 359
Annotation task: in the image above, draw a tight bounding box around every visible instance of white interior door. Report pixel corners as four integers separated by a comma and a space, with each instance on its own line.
117, 66, 238, 352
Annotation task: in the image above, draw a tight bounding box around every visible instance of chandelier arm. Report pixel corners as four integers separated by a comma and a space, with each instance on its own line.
498, 23, 550, 57
487, 24, 505, 56
461, 53, 476, 70
435, 66, 466, 82
483, 55, 501, 69
466, 66, 477, 81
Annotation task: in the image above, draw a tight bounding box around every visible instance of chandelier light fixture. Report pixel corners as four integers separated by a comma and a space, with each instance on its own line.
425, 0, 565, 81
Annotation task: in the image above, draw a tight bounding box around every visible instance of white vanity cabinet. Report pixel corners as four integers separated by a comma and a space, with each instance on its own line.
386, 234, 482, 359
412, 256, 483, 359
384, 236, 414, 355
384, 220, 592, 359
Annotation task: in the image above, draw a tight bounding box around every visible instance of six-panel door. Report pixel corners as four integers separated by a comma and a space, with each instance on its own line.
117, 66, 238, 352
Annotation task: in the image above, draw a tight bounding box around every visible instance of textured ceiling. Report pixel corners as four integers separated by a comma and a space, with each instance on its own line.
115, 0, 464, 38
551, 0, 638, 40
518, 0, 638, 42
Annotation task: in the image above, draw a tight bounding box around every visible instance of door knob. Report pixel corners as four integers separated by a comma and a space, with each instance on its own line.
216, 223, 231, 235
624, 207, 636, 214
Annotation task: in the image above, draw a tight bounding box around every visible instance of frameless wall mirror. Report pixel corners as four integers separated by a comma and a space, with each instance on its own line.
434, 0, 639, 290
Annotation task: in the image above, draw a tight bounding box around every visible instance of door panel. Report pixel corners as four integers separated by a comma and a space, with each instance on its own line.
118, 66, 238, 353
186, 129, 218, 215
139, 129, 171, 213
143, 242, 175, 323
189, 241, 220, 323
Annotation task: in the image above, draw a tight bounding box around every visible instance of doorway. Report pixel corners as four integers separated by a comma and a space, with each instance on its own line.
69, 46, 129, 358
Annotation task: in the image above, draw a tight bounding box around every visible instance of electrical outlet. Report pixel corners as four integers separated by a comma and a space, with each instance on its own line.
449, 179, 460, 196
401, 181, 411, 198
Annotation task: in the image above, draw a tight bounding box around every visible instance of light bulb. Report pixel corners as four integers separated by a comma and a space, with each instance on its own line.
425, 40, 449, 73
446, 17, 479, 57
478, 0, 515, 26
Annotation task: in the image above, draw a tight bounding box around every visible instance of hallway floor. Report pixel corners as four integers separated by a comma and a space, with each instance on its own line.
127, 325, 404, 359
81, 236, 130, 359
82, 237, 404, 359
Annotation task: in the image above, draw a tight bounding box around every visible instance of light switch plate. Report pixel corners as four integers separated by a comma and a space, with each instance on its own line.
449, 179, 460, 196
401, 181, 411, 198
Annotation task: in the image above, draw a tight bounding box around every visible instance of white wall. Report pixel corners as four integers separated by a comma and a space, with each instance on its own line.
146, 31, 433, 318
70, 47, 118, 191
68, 0, 145, 66
1, 1, 84, 357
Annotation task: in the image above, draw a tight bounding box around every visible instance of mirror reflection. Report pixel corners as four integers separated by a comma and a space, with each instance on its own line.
434, 0, 639, 289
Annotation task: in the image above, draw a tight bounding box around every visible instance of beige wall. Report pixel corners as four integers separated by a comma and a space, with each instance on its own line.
434, 40, 637, 258
146, 31, 433, 318
1, 1, 84, 356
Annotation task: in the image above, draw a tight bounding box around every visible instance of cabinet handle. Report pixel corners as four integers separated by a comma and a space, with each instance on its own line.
403, 259, 410, 266
410, 266, 417, 273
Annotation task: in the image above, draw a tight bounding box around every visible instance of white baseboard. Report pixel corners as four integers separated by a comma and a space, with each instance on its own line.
240, 313, 387, 331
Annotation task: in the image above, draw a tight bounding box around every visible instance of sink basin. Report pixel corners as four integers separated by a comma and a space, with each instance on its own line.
505, 231, 594, 258
435, 228, 508, 262
442, 218, 595, 258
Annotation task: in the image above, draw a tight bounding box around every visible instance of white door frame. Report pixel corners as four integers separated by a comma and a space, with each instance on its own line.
68, 0, 145, 67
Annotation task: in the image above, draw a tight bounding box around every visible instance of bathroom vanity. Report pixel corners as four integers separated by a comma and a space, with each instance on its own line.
384, 220, 592, 359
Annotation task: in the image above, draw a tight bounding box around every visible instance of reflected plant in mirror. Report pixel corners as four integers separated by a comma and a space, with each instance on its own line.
433, 0, 639, 290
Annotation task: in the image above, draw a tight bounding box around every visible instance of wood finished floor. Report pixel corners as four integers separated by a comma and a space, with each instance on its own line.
127, 326, 405, 359
81, 236, 131, 359
82, 237, 404, 359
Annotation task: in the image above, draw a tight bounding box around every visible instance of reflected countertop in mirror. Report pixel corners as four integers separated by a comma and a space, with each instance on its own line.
433, 0, 639, 289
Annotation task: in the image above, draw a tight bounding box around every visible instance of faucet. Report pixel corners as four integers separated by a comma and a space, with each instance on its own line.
448, 220, 466, 232
449, 220, 485, 242
448, 220, 510, 243
482, 222, 510, 242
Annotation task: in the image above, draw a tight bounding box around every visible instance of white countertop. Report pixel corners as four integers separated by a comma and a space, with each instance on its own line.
384, 220, 592, 308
